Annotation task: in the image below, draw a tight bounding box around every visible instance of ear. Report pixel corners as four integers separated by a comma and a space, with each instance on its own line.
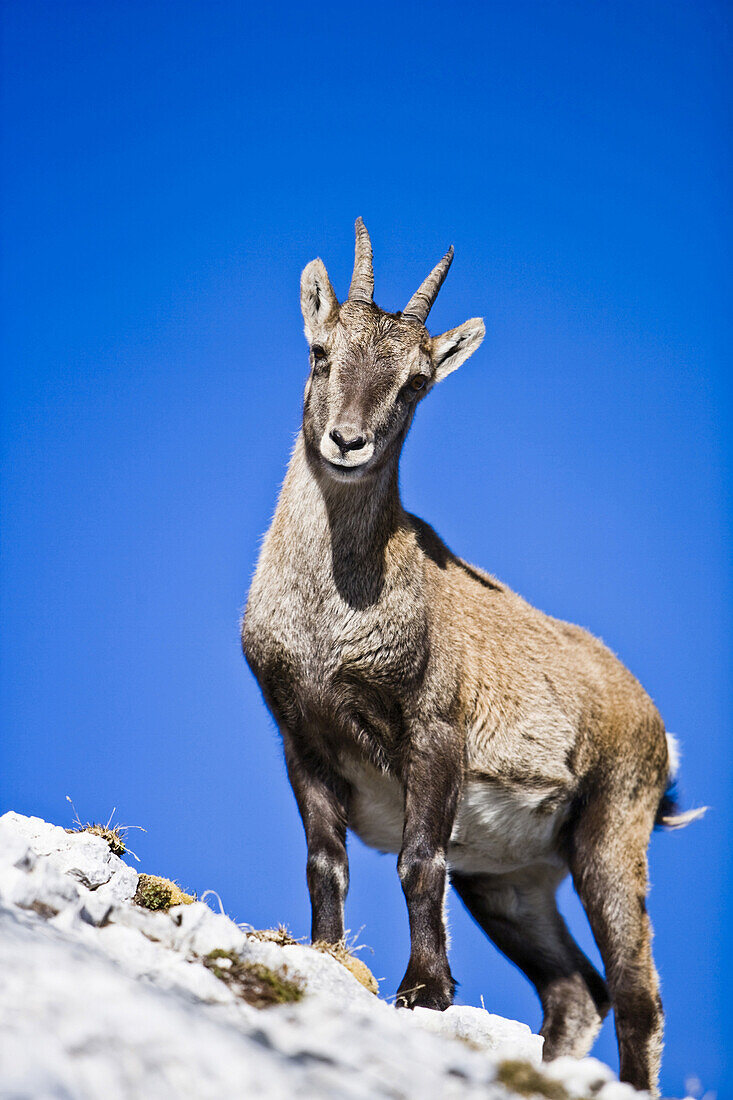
430, 318, 485, 383
300, 259, 339, 343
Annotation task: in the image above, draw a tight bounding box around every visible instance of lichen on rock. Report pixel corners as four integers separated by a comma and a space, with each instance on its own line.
496, 1059, 571, 1099
204, 948, 304, 1008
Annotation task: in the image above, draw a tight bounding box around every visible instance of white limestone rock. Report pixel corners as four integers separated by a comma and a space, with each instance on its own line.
95, 860, 139, 905
0, 811, 76, 856
55, 830, 117, 888
0, 849, 80, 916
111, 896, 247, 957
543, 1054, 649, 1097
0, 811, 666, 1099
0, 810, 136, 906
238, 936, 378, 1005
412, 1003, 543, 1063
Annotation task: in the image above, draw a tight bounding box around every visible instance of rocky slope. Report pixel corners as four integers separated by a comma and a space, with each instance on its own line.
0, 811, 646, 1099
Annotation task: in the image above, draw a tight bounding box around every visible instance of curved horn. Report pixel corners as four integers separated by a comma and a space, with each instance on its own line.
348, 217, 374, 303
403, 245, 454, 324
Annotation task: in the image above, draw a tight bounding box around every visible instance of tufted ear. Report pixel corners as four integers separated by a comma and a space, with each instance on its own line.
300, 259, 339, 344
430, 318, 485, 383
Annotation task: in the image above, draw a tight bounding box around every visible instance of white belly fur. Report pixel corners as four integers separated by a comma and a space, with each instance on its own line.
342, 760, 567, 875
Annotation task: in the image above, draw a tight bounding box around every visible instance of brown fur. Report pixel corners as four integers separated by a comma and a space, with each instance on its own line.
242, 221, 687, 1095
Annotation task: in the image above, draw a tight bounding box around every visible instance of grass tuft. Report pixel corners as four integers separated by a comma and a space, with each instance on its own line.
78, 822, 128, 856
311, 938, 379, 994
204, 949, 304, 1008
65, 795, 145, 860
243, 925, 379, 994
244, 924, 301, 947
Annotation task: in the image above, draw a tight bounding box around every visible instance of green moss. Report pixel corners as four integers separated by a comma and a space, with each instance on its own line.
134, 874, 195, 911
204, 949, 304, 1008
495, 1060, 570, 1100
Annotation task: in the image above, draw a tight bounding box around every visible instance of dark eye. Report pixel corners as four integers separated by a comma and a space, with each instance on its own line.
409, 374, 428, 391
311, 345, 329, 375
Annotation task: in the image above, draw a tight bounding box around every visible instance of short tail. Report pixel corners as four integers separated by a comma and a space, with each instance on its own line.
655, 733, 708, 830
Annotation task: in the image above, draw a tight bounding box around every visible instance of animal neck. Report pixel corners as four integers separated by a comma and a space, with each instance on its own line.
278, 433, 404, 608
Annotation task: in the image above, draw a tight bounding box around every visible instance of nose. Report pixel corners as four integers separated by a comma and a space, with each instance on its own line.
329, 427, 367, 454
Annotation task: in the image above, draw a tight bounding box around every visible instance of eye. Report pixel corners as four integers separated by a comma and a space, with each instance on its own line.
409, 374, 428, 391
311, 345, 329, 376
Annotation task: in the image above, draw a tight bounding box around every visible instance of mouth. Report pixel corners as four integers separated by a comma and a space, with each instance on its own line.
319, 434, 376, 479
321, 456, 372, 480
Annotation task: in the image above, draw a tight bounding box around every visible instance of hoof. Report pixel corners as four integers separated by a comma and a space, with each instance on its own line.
396, 969, 454, 1011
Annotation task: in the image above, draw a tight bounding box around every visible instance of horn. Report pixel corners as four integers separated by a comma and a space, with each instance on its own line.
348, 217, 374, 303
403, 245, 454, 324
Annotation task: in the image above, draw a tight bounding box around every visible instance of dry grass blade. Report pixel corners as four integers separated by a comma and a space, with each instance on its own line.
243, 924, 303, 947
65, 795, 145, 861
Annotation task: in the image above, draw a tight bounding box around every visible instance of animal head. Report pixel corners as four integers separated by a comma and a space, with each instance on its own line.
300, 219, 485, 481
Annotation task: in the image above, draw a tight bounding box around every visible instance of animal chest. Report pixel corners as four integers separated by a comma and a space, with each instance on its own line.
244, 550, 427, 768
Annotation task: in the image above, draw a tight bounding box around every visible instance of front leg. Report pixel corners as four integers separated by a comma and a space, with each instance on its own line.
283, 731, 350, 944
396, 721, 463, 1011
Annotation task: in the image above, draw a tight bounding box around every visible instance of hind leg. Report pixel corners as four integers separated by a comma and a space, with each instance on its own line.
569, 794, 663, 1095
451, 866, 610, 1059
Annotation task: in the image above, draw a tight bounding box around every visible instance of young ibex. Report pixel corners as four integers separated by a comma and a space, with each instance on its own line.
242, 220, 703, 1094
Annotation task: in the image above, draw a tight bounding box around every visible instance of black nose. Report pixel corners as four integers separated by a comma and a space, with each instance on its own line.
330, 427, 367, 454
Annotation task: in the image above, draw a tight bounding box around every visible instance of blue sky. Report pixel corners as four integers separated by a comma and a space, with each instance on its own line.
1, 2, 730, 1093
